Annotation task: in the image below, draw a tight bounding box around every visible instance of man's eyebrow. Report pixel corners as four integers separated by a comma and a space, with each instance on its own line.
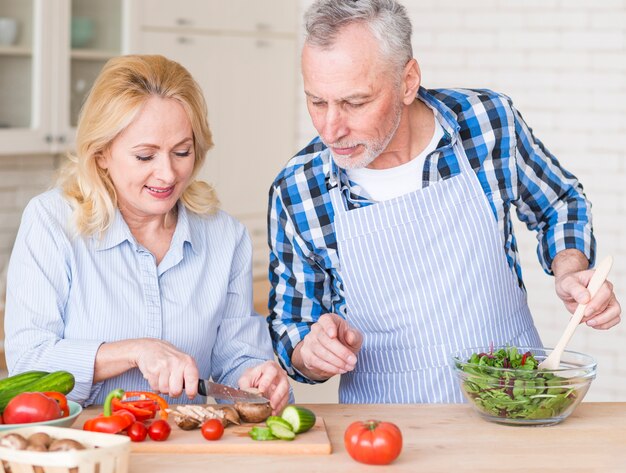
304, 91, 371, 102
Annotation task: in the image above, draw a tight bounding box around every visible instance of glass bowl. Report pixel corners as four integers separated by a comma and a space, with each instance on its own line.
0, 400, 82, 431
451, 346, 596, 426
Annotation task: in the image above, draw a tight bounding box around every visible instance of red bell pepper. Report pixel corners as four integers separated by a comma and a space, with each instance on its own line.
111, 398, 157, 422
119, 391, 169, 420
43, 391, 70, 418
83, 389, 136, 434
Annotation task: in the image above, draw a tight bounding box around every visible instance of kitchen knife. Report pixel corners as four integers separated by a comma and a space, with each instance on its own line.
197, 380, 270, 404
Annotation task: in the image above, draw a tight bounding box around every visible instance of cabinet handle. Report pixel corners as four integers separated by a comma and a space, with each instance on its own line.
45, 134, 53, 144
176, 18, 192, 26
177, 36, 192, 44
57, 135, 66, 144
256, 39, 271, 48
256, 22, 271, 31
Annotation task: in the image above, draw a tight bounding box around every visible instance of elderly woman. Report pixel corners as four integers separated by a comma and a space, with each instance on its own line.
5, 55, 290, 413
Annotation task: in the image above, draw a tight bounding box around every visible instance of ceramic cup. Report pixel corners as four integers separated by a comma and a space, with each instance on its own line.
0, 17, 19, 46
71, 17, 94, 48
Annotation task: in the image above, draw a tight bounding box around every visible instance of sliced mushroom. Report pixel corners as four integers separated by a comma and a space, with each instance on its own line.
234, 402, 272, 423
0, 433, 28, 450
167, 404, 225, 430
48, 439, 86, 451
217, 405, 241, 426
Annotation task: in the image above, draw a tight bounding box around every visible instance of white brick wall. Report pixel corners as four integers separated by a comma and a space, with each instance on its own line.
296, 0, 626, 402
0, 0, 623, 402
0, 155, 57, 311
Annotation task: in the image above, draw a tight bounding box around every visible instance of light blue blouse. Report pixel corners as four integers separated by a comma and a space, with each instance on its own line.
5, 188, 274, 406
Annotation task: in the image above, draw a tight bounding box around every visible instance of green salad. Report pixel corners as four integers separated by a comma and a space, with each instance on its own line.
457, 347, 578, 420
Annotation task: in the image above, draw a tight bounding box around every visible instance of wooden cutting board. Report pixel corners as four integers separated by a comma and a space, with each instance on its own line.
131, 417, 332, 455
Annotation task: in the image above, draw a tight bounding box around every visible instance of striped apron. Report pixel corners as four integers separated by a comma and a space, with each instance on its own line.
328, 138, 542, 403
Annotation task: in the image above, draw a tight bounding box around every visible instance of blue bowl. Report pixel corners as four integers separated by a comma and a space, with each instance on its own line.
0, 400, 82, 431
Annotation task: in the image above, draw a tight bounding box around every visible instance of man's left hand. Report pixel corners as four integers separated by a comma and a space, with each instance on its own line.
553, 251, 621, 329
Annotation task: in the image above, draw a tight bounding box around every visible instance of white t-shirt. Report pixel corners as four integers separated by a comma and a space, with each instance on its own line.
347, 117, 444, 202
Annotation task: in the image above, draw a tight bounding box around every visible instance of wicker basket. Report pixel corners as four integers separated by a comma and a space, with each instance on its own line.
0, 425, 130, 473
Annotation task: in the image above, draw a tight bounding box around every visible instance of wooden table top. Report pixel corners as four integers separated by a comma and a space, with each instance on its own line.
78, 402, 626, 472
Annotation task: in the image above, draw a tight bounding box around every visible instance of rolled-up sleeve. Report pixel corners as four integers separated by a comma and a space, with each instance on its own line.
5, 199, 104, 404
510, 100, 595, 274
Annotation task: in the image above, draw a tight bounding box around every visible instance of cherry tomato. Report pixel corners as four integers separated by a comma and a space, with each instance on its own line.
127, 421, 148, 442
344, 420, 403, 465
3, 392, 62, 425
201, 419, 224, 441
147, 419, 171, 441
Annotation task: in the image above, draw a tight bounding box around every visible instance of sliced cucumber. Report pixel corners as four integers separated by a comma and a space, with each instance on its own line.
266, 416, 294, 431
268, 423, 296, 440
281, 406, 316, 434
248, 426, 277, 441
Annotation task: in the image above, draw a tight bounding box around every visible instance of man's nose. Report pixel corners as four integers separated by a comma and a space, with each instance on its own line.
321, 106, 348, 144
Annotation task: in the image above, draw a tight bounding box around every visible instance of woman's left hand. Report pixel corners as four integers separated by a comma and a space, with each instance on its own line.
238, 361, 291, 415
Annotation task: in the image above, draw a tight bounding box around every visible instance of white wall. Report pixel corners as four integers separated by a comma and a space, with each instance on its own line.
0, 0, 624, 402
293, 0, 626, 402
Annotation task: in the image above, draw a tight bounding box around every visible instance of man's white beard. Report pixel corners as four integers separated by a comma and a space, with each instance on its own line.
327, 100, 403, 170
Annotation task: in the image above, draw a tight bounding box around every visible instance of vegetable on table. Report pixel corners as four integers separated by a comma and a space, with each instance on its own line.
2, 392, 63, 425
43, 391, 70, 418
201, 418, 225, 441
115, 391, 169, 420
148, 419, 171, 441
457, 347, 578, 420
281, 406, 316, 433
344, 420, 403, 465
83, 389, 136, 434
0, 370, 74, 413
127, 421, 149, 442
248, 405, 317, 442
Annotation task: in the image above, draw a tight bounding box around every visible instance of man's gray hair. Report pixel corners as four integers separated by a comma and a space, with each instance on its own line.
304, 0, 413, 71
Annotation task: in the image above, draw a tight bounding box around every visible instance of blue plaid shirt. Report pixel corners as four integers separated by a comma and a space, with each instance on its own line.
267, 88, 595, 382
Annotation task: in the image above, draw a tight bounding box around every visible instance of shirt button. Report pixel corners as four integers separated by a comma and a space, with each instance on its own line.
354, 203, 360, 208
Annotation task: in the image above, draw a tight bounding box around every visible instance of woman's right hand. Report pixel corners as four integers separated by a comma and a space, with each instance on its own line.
132, 338, 200, 399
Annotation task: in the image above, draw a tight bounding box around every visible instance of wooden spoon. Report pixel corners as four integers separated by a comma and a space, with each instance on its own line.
538, 255, 613, 370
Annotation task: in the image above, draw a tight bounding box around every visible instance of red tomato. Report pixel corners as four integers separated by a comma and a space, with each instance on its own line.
201, 419, 224, 441
147, 419, 171, 441
3, 392, 63, 425
344, 420, 403, 465
127, 421, 148, 442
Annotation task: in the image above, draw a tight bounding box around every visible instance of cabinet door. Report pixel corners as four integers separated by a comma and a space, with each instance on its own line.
210, 35, 296, 218
138, 0, 296, 34
136, 31, 222, 189
139, 0, 212, 30
0, 0, 55, 154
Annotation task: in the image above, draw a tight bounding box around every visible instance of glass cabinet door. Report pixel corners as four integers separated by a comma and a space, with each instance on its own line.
0, 0, 126, 155
0, 0, 54, 154
67, 0, 123, 129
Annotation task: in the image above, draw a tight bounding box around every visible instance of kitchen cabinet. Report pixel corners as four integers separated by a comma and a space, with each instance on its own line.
0, 0, 128, 155
130, 0, 298, 278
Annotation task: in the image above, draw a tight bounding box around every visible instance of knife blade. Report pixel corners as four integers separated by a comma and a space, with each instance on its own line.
197, 380, 270, 404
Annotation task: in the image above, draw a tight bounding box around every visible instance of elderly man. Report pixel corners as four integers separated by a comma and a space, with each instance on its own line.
267, 0, 621, 403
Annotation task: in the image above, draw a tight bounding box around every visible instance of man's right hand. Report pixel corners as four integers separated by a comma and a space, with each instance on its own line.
292, 313, 363, 381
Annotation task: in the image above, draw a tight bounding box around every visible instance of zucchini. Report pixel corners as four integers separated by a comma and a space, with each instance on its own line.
281, 406, 316, 434
268, 423, 295, 441
0, 370, 49, 393
248, 426, 278, 441
24, 371, 75, 395
265, 415, 294, 432
0, 370, 75, 413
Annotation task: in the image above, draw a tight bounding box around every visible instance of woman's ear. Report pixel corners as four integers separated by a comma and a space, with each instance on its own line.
402, 59, 421, 105
95, 151, 108, 170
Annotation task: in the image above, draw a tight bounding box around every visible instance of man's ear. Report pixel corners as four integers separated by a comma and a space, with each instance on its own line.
402, 58, 421, 105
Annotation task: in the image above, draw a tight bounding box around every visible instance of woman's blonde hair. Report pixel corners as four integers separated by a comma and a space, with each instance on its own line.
57, 54, 218, 237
